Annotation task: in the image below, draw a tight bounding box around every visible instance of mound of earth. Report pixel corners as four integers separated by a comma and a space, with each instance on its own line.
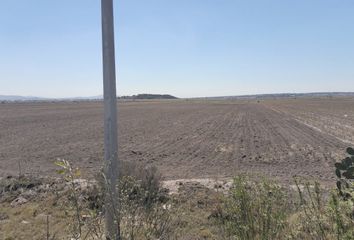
119, 94, 178, 99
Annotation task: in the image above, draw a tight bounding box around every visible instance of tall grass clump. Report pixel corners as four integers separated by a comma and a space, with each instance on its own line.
114, 162, 173, 240
289, 177, 354, 240
289, 178, 331, 239
55, 160, 175, 240
216, 173, 354, 239
216, 175, 289, 240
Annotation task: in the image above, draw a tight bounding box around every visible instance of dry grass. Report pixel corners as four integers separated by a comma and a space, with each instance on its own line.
1, 172, 354, 240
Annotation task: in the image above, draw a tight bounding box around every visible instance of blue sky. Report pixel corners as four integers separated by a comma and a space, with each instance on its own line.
1, 0, 354, 98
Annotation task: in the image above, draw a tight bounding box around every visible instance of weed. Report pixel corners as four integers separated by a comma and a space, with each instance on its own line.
216, 175, 288, 240
55, 159, 175, 240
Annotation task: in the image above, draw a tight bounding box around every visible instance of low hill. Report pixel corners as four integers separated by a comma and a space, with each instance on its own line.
0, 95, 47, 101
119, 94, 178, 100
198, 92, 354, 100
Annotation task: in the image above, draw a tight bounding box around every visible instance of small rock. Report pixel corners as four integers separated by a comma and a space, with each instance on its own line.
21, 190, 36, 199
162, 204, 171, 210
197, 200, 205, 207
131, 150, 142, 155
81, 214, 91, 221
11, 196, 28, 207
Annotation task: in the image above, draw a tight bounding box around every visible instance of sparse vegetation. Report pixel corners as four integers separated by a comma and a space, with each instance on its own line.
215, 176, 288, 240
289, 178, 354, 239
212, 174, 354, 240
2, 149, 354, 239
53, 159, 176, 240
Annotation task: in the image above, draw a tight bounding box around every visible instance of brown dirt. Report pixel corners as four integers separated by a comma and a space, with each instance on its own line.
0, 98, 353, 184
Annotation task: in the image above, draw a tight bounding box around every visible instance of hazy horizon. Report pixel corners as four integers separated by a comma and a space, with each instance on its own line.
2, 91, 354, 101
1, 0, 354, 98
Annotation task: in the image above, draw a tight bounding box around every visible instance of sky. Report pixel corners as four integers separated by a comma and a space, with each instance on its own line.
1, 0, 354, 98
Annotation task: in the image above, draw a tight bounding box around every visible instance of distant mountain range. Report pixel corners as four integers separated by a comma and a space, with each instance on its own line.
198, 92, 354, 100
0, 94, 178, 102
0, 95, 102, 102
0, 95, 48, 101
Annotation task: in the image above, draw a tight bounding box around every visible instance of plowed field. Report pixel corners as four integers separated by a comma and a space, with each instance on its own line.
1, 98, 353, 183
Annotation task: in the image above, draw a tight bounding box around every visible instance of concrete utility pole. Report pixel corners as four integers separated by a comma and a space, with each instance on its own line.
101, 0, 119, 239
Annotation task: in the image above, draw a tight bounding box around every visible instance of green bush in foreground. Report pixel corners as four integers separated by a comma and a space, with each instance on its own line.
217, 176, 288, 240
215, 176, 354, 240
290, 179, 354, 240
213, 148, 354, 240
55, 160, 175, 240
51, 148, 354, 240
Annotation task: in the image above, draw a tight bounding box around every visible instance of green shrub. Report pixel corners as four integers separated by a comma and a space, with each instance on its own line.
51, 148, 354, 240
289, 179, 329, 239
55, 159, 174, 240
289, 178, 354, 240
217, 176, 288, 240
117, 175, 173, 240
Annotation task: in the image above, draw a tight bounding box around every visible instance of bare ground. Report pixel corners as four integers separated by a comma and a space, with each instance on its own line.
1, 98, 353, 184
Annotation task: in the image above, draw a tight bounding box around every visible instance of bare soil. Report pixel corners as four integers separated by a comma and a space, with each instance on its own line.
1, 98, 353, 184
